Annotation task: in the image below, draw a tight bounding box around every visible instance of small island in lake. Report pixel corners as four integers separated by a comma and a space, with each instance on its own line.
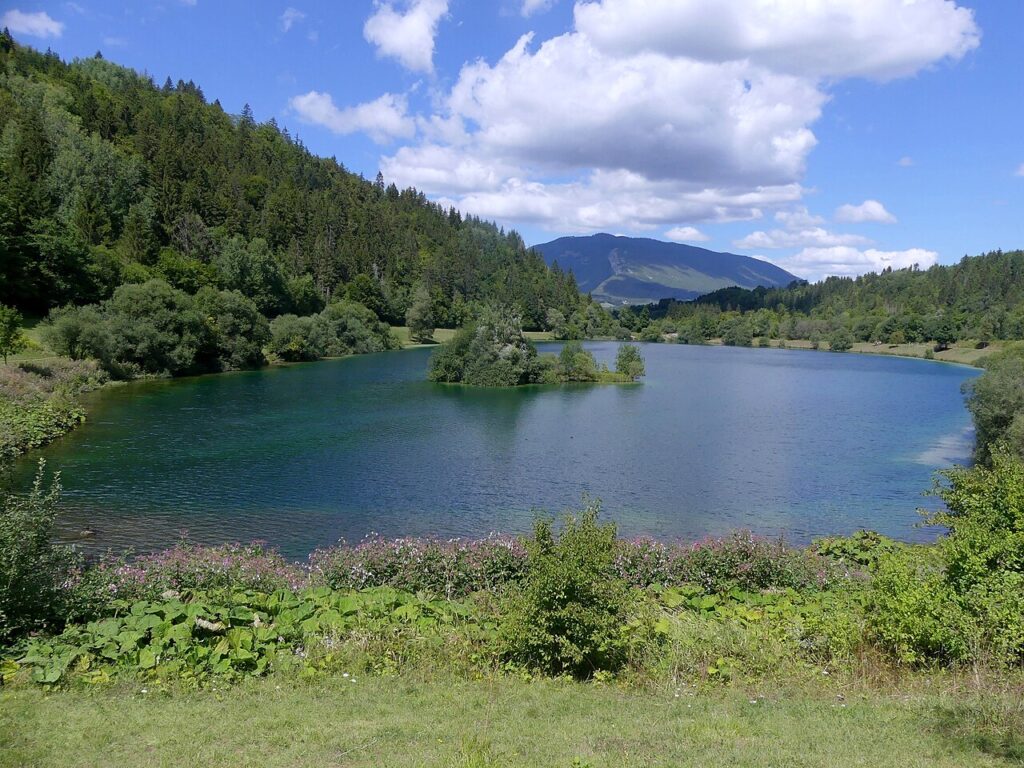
427, 305, 644, 386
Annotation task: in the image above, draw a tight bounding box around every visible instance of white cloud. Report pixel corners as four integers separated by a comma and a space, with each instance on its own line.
1015, 163, 1024, 177
835, 199, 897, 224
521, 0, 556, 16
280, 7, 305, 32
2, 9, 64, 38
898, 156, 914, 167
289, 91, 415, 144
773, 246, 938, 282
774, 206, 824, 230
665, 226, 710, 243
363, 0, 448, 74
574, 0, 979, 81
734, 227, 870, 250
372, 0, 975, 267
102, 36, 127, 47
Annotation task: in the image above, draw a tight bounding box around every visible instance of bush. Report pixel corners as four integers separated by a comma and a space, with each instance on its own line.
615, 343, 645, 380
964, 347, 1024, 463
828, 327, 854, 352
0, 461, 78, 643
558, 341, 598, 382
499, 504, 631, 678
428, 306, 548, 386
868, 548, 977, 664
268, 314, 326, 362
869, 447, 1024, 664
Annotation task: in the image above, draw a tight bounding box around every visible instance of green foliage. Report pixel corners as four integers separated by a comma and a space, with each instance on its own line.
405, 282, 435, 343
813, 530, 899, 571
0, 461, 78, 643
615, 343, 645, 380
316, 300, 399, 356
193, 287, 270, 370
869, 448, 1024, 665
721, 318, 753, 347
428, 306, 548, 387
0, 304, 27, 363
558, 341, 598, 382
13, 586, 493, 685
499, 504, 631, 678
39, 279, 278, 377
828, 327, 854, 352
964, 346, 1024, 463
268, 314, 324, 362
0, 358, 105, 459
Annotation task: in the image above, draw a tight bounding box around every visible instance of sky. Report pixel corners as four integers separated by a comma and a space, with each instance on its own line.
3, 0, 1022, 282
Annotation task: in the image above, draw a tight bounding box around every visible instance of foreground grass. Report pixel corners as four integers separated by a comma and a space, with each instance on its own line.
1, 675, 1020, 767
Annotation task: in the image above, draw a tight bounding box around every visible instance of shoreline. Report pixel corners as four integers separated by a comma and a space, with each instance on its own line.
3, 328, 986, 464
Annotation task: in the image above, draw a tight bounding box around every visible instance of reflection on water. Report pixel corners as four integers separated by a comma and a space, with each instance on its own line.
16, 343, 979, 558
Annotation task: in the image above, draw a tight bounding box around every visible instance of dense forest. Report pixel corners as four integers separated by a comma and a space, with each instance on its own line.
0, 33, 589, 338
620, 250, 1024, 348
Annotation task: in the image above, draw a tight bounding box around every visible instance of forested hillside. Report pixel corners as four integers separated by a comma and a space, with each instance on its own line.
622, 250, 1024, 347
0, 32, 586, 330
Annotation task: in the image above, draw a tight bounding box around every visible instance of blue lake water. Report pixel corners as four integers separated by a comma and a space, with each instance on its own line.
17, 343, 979, 558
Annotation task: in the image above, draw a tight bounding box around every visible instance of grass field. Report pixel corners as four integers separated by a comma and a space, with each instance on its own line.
2, 676, 1020, 767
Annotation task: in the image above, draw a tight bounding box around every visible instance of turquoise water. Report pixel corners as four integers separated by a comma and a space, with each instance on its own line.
16, 343, 979, 558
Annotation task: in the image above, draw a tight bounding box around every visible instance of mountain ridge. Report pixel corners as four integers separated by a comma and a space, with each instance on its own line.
532, 233, 800, 305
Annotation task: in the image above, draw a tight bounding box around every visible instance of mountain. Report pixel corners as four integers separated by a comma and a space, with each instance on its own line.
532, 233, 799, 305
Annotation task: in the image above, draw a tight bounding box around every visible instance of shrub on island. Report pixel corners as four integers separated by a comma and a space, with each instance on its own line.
428, 306, 645, 386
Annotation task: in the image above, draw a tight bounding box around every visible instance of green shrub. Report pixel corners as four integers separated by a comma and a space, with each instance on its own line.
868, 548, 977, 664
615, 343, 645, 380
869, 447, 1024, 664
814, 530, 899, 571
499, 504, 631, 678
0, 461, 78, 644
558, 341, 598, 382
828, 327, 854, 352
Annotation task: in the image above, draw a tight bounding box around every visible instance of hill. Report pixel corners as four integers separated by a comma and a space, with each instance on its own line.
532, 233, 799, 305
0, 34, 587, 331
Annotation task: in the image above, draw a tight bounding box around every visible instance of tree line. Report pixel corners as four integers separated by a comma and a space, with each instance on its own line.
618, 250, 1024, 349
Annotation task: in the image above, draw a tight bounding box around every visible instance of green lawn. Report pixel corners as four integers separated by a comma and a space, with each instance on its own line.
1, 676, 1018, 767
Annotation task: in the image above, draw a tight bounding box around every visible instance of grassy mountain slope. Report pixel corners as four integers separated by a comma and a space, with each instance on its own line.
533, 233, 798, 305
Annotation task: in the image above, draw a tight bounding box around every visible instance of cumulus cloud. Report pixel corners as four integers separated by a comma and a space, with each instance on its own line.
734, 227, 870, 250
363, 0, 448, 73
2, 9, 64, 38
289, 91, 415, 143
371, 0, 975, 269
280, 7, 305, 32
774, 206, 824, 230
835, 199, 898, 224
521, 0, 556, 16
773, 246, 938, 282
665, 226, 710, 243
573, 0, 979, 80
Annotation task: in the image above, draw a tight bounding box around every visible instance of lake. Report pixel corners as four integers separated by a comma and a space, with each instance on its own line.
16, 343, 979, 558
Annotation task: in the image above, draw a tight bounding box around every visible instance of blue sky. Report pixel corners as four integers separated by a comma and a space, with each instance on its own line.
3, 0, 1022, 281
